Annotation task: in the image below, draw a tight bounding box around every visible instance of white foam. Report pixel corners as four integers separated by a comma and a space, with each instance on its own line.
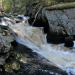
7, 16, 75, 75
15, 34, 75, 74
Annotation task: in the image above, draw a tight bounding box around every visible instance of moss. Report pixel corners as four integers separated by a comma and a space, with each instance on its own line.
46, 2, 75, 10
3, 0, 12, 13
15, 52, 23, 60
4, 62, 20, 72
4, 63, 13, 72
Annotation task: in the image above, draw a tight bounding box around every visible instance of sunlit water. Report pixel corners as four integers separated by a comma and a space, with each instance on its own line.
2, 18, 75, 75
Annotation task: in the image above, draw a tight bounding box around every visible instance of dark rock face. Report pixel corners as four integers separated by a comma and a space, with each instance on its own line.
64, 40, 74, 47
64, 36, 74, 47
30, 8, 75, 45
45, 9, 75, 45
11, 40, 18, 47
46, 34, 65, 44
26, 0, 75, 45
26, 0, 51, 34
0, 43, 67, 75
45, 9, 75, 35
0, 25, 14, 65
29, 17, 49, 33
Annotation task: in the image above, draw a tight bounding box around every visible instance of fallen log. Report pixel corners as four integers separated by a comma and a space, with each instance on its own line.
45, 2, 75, 10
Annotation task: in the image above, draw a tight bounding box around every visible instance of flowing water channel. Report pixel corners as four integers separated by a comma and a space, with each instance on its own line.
2, 17, 75, 75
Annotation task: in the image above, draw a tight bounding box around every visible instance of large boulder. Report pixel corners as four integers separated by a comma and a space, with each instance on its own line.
45, 7, 75, 44
45, 8, 75, 44
1, 43, 67, 75
26, 1, 75, 45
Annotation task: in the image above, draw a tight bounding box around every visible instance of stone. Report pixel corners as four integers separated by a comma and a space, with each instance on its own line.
0, 24, 14, 65
64, 36, 74, 47
26, 1, 75, 44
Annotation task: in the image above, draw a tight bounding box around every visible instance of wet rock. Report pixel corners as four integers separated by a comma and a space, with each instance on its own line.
45, 9, 75, 35
26, 1, 75, 44
44, 8, 75, 44
64, 36, 74, 47
2, 56, 68, 75
46, 33, 65, 44
0, 42, 68, 75
0, 24, 15, 66
0, 25, 14, 53
18, 63, 67, 75
11, 40, 18, 47
12, 43, 68, 75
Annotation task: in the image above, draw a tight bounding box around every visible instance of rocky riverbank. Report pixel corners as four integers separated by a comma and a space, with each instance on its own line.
0, 15, 68, 75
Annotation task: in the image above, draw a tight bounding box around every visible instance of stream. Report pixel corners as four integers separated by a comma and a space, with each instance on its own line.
2, 17, 75, 75
15, 36, 75, 75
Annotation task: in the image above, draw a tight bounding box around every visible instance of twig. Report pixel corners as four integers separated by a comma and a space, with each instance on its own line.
32, 6, 42, 25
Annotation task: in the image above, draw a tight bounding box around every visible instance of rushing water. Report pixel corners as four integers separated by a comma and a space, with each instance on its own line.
15, 37, 75, 74
2, 17, 75, 75
11, 26, 75, 75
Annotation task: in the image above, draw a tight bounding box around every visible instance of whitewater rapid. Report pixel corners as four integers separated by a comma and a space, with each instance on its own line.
11, 26, 75, 75
2, 17, 75, 75
15, 35, 75, 75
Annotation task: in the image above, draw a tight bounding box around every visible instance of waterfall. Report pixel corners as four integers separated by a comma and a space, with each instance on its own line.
4, 16, 75, 75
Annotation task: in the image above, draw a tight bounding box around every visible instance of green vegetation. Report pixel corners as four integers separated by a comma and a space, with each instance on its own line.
2, 0, 12, 12
0, 0, 75, 14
